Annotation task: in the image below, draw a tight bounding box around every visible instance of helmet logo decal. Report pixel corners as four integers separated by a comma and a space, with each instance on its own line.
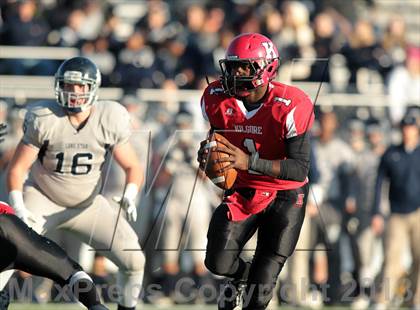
64, 71, 84, 82
261, 42, 276, 59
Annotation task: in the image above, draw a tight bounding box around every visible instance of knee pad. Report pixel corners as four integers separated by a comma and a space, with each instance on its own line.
68, 271, 93, 289
120, 251, 145, 273
58, 258, 83, 286
204, 253, 234, 276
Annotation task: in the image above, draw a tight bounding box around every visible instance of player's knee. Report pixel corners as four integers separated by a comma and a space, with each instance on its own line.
121, 251, 145, 273
269, 251, 288, 267
58, 258, 84, 286
68, 259, 83, 274
204, 252, 235, 276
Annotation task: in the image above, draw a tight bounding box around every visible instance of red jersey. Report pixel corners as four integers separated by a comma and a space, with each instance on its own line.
201, 80, 314, 191
0, 201, 15, 215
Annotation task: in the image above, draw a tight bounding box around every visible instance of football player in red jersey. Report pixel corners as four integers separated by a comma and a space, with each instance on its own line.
0, 124, 107, 310
197, 33, 314, 310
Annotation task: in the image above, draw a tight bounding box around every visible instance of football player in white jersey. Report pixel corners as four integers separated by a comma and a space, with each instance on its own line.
5, 57, 145, 310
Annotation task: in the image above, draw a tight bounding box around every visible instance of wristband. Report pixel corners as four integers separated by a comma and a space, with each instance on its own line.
248, 153, 275, 176
9, 190, 25, 211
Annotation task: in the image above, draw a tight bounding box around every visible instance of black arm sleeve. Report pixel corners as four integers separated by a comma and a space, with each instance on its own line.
278, 133, 311, 182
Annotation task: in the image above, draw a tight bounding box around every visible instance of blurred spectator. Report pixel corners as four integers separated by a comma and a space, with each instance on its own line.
366, 120, 387, 156
282, 141, 324, 309
1, 0, 49, 46
154, 111, 212, 304
193, 6, 225, 78
100, 10, 127, 53
211, 28, 236, 77
237, 10, 261, 34
311, 111, 356, 303
77, 0, 104, 41
309, 12, 342, 82
184, 3, 206, 42
159, 79, 181, 115
388, 45, 420, 126
0, 0, 411, 92
136, 0, 182, 48
382, 15, 408, 66
0, 0, 55, 75
81, 36, 116, 86
55, 1, 104, 46
346, 119, 384, 309
155, 34, 194, 87
371, 113, 420, 309
341, 20, 389, 88
112, 30, 158, 88
261, 6, 283, 45
278, 1, 315, 81
58, 9, 85, 47
282, 0, 314, 56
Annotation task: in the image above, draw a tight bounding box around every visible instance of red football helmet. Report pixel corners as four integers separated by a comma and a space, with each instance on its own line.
219, 33, 280, 97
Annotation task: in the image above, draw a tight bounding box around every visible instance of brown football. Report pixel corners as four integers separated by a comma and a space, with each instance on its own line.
204, 133, 237, 190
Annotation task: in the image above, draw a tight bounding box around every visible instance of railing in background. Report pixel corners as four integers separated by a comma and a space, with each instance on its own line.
0, 75, 389, 107
0, 46, 79, 60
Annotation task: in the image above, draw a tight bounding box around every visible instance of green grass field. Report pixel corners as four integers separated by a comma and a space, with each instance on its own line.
9, 305, 213, 310
7, 304, 359, 310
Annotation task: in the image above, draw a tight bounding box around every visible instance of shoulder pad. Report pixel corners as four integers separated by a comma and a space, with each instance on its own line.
26, 100, 63, 118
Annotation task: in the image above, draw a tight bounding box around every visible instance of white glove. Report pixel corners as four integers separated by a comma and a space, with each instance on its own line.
9, 190, 37, 225
113, 183, 139, 222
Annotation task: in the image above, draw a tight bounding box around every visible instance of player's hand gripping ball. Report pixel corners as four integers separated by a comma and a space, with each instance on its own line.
200, 133, 237, 190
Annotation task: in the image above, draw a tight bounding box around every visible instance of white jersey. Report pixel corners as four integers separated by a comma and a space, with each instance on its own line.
22, 100, 131, 207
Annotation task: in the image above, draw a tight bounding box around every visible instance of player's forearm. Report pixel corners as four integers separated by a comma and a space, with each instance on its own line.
6, 142, 39, 192
248, 157, 309, 181
248, 155, 277, 177
6, 165, 26, 192
248, 133, 310, 181
124, 165, 144, 189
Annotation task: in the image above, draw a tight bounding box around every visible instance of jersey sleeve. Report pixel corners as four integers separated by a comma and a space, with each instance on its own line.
284, 95, 314, 139
102, 102, 131, 146
199, 83, 226, 129
200, 95, 210, 122
22, 111, 42, 149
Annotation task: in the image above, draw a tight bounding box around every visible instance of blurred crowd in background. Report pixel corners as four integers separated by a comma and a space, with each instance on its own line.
0, 0, 419, 309
0, 0, 418, 91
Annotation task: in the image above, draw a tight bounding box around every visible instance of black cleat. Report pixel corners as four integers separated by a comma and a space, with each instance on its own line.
218, 279, 246, 310
0, 290, 9, 310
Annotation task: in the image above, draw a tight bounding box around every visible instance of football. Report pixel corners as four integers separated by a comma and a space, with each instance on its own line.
204, 132, 237, 190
